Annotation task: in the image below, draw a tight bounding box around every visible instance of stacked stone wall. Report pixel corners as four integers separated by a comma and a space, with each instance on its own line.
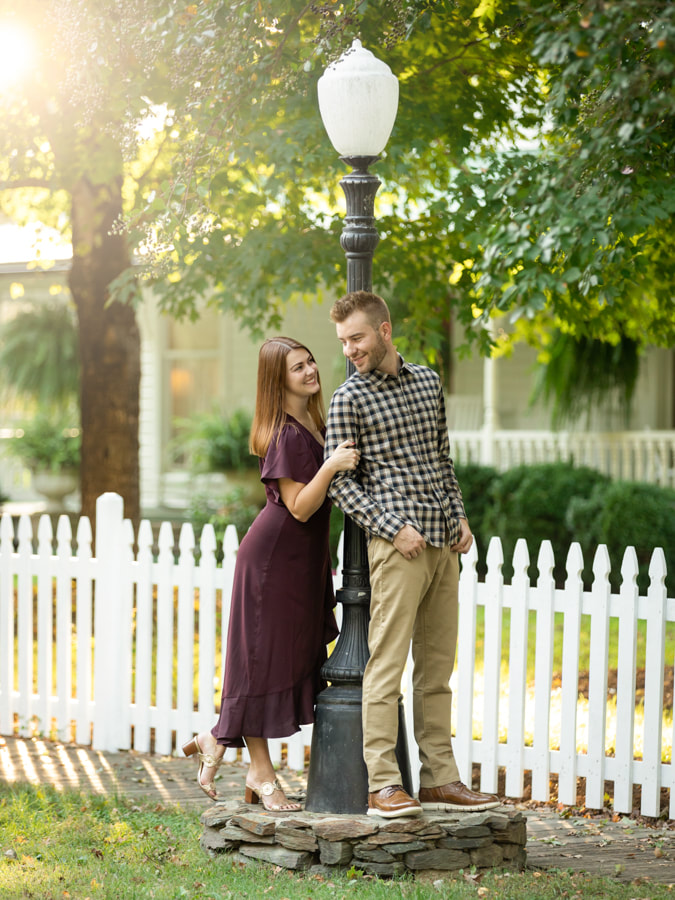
200, 803, 527, 878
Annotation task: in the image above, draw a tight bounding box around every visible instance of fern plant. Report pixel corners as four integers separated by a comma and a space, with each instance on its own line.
531, 331, 639, 430
0, 301, 80, 410
171, 408, 257, 473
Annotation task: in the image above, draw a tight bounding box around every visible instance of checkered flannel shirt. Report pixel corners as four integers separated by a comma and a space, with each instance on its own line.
325, 355, 466, 548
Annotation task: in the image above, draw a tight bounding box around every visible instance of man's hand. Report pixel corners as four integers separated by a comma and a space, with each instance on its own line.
393, 524, 427, 560
450, 517, 473, 554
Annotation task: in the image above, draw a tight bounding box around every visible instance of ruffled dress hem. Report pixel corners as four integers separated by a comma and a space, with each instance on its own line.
212, 668, 326, 749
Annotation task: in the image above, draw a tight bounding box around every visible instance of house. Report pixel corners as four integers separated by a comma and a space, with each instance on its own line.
0, 253, 349, 511
1, 245, 674, 513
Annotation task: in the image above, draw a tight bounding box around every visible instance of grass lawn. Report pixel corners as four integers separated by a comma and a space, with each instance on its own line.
0, 783, 672, 900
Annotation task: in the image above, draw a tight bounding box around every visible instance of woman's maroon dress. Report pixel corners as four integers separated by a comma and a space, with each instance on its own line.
212, 416, 338, 747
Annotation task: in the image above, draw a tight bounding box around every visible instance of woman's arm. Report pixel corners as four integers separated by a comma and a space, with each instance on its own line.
278, 441, 359, 522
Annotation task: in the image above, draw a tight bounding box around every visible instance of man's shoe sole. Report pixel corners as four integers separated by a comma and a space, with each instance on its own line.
367, 806, 423, 818
419, 799, 500, 812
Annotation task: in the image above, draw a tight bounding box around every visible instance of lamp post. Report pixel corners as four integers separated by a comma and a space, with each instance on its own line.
305, 40, 412, 814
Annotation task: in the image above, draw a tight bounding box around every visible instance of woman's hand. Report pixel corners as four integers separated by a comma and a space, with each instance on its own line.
328, 440, 360, 474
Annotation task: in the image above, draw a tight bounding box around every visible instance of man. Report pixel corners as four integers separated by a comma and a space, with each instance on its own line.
324, 290, 500, 819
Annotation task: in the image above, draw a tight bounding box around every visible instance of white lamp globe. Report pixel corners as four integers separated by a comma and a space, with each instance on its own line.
318, 39, 399, 158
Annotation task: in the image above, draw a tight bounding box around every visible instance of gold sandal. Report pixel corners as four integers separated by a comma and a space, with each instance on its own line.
182, 735, 223, 801
244, 779, 302, 811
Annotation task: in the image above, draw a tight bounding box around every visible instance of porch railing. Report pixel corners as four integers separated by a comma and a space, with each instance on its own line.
451, 429, 675, 489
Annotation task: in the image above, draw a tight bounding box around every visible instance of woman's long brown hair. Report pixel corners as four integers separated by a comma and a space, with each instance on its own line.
249, 337, 326, 458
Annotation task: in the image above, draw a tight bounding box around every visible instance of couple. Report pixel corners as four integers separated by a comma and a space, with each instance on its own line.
183, 291, 499, 819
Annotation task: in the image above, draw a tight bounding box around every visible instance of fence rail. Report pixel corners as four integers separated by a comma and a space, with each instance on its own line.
1, 492, 673, 819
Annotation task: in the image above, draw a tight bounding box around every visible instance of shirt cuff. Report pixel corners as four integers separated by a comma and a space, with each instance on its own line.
375, 512, 406, 543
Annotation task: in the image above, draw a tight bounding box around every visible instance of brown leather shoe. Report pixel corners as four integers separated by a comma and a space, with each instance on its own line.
418, 781, 500, 812
367, 784, 423, 818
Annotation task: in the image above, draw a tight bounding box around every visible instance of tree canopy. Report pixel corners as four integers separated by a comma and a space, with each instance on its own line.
1, 0, 673, 436
43, 0, 542, 376
100, 0, 673, 368
472, 0, 675, 349
0, 0, 148, 521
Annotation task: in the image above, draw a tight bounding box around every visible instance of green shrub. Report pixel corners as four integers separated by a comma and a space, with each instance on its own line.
455, 463, 499, 577
483, 462, 610, 583
567, 480, 675, 593
173, 408, 257, 473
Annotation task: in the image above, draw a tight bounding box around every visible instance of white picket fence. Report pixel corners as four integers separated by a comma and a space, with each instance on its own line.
0, 492, 673, 819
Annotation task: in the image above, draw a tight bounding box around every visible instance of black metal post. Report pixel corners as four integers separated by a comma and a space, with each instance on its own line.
305, 156, 412, 814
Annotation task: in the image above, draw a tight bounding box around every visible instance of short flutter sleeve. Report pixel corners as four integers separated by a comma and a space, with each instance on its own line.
260, 423, 318, 495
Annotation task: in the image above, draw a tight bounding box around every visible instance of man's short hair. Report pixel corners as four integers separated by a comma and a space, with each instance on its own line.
330, 291, 391, 329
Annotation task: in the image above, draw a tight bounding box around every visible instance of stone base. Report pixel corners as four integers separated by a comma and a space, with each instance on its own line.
200, 803, 527, 878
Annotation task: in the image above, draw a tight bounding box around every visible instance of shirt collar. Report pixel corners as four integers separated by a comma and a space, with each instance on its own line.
357, 353, 411, 386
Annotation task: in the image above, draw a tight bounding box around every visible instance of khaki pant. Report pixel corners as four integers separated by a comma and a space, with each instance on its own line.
363, 536, 461, 792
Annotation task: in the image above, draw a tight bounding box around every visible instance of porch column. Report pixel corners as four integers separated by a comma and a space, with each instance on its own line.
481, 324, 501, 466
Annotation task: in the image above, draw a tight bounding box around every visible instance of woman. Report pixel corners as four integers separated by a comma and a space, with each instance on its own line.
182, 337, 359, 810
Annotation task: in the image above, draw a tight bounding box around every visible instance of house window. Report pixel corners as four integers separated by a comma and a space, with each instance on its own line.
163, 310, 224, 462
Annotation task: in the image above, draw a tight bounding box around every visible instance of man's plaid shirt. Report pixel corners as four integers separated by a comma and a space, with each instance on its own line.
325, 355, 466, 548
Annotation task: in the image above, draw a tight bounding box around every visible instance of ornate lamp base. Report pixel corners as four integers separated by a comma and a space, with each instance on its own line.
305, 685, 413, 814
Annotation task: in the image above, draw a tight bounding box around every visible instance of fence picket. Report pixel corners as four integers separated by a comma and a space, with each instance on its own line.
16, 515, 33, 737
403, 641, 417, 794
176, 524, 196, 746
585, 545, 611, 809
613, 547, 639, 814
641, 548, 667, 816
36, 516, 54, 739
74, 516, 93, 746
93, 494, 125, 752
531, 541, 555, 802
505, 539, 530, 798
455, 541, 479, 785
481, 537, 504, 794
2, 493, 674, 818
154, 521, 176, 756
558, 542, 584, 805
0, 514, 14, 734
118, 519, 135, 751
197, 525, 218, 732
133, 519, 154, 752
56, 516, 73, 741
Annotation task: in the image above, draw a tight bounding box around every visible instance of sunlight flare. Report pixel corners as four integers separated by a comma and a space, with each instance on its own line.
0, 21, 34, 90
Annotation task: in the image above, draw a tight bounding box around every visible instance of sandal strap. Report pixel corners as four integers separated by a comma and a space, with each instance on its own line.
198, 752, 222, 768
259, 779, 282, 797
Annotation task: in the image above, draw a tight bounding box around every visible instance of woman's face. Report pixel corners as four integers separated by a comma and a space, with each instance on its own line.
284, 347, 320, 401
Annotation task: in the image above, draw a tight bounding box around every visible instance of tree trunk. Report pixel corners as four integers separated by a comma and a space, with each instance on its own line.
69, 171, 140, 528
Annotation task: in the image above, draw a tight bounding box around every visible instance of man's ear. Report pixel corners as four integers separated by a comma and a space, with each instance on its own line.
379, 320, 393, 342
